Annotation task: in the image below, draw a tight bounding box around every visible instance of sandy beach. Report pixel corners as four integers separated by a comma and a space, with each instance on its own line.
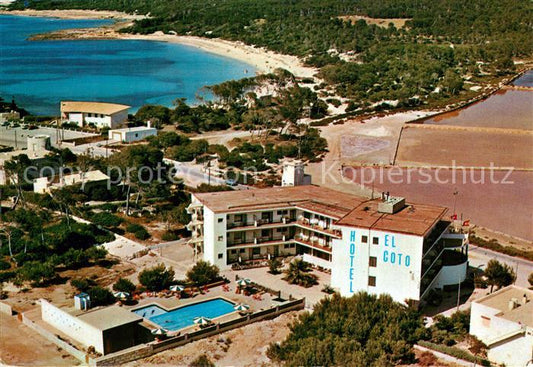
1, 9, 317, 78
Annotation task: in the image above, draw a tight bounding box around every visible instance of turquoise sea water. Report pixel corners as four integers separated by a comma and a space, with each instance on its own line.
133, 298, 235, 331
0, 15, 254, 115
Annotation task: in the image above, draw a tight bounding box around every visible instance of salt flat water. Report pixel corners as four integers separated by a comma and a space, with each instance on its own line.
133, 298, 235, 331
0, 15, 254, 115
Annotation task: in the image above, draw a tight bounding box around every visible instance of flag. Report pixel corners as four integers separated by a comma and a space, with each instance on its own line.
451, 214, 457, 220
462, 220, 470, 226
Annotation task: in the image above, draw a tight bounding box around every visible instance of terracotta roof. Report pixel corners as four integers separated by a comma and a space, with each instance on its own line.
193, 186, 447, 236
337, 199, 448, 237
193, 185, 362, 219
61, 101, 130, 115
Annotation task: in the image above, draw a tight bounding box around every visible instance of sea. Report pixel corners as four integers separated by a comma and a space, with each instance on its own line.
0, 15, 255, 115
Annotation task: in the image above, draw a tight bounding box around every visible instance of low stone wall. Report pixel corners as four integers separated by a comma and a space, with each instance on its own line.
0, 301, 13, 316
92, 298, 305, 366
21, 311, 89, 365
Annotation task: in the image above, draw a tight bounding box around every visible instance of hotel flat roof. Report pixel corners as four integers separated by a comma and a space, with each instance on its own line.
473, 286, 533, 328
337, 199, 447, 237
193, 185, 447, 236
76, 305, 143, 331
61, 101, 130, 115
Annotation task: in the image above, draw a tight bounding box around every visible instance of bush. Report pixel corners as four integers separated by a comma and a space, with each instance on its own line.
189, 354, 215, 367
418, 341, 490, 367
17, 261, 55, 286
0, 259, 11, 271
418, 351, 438, 366
528, 272, 533, 287
71, 278, 96, 292
126, 223, 144, 233
91, 212, 123, 228
134, 228, 151, 240
186, 260, 220, 286
87, 286, 116, 307
113, 278, 136, 294
161, 231, 179, 241
267, 258, 282, 274
138, 264, 175, 291
469, 235, 533, 261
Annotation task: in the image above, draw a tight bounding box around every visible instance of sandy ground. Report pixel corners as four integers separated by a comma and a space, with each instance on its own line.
396, 125, 533, 169
125, 311, 300, 367
3, 9, 317, 78
1, 9, 145, 20
0, 313, 79, 366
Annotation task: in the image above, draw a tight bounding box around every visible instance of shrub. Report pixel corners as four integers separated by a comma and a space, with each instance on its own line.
189, 354, 215, 367
126, 223, 144, 233
113, 278, 136, 294
418, 341, 490, 367
138, 264, 175, 291
0, 259, 11, 271
161, 231, 179, 241
60, 248, 89, 269
528, 272, 533, 287
186, 260, 220, 286
87, 286, 116, 307
71, 278, 96, 292
91, 212, 123, 228
418, 351, 437, 366
267, 258, 282, 274
17, 261, 55, 286
134, 228, 151, 240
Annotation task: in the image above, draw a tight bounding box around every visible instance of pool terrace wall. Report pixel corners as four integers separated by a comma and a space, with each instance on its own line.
91, 298, 305, 366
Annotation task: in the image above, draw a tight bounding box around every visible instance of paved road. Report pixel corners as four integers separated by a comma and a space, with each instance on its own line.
164, 158, 251, 190
468, 244, 533, 288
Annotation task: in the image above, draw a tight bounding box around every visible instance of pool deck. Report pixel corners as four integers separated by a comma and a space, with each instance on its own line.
123, 284, 281, 335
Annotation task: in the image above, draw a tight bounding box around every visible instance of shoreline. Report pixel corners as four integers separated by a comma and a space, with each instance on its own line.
1, 9, 317, 78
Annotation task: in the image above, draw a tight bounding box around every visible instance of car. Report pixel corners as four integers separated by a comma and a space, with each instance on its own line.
1, 122, 9, 126
12, 123, 20, 128
28, 125, 38, 130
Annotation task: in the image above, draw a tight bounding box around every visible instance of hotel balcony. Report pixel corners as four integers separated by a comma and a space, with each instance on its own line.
226, 217, 294, 232
420, 249, 468, 297
293, 232, 332, 253
186, 202, 203, 214
295, 219, 341, 238
227, 235, 291, 248
422, 220, 451, 254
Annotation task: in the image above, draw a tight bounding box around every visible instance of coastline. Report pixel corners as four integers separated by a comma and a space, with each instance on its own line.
0, 9, 317, 78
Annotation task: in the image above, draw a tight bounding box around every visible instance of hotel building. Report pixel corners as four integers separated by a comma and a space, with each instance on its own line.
187, 185, 469, 304
60, 101, 130, 129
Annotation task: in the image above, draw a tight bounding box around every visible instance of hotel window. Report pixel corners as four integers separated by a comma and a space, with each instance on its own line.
362, 235, 368, 243
369, 256, 377, 267
218, 235, 223, 241
234, 214, 243, 222
218, 218, 223, 223
368, 276, 376, 287
372, 237, 379, 245
239, 249, 245, 253
231, 250, 237, 254
218, 253, 223, 259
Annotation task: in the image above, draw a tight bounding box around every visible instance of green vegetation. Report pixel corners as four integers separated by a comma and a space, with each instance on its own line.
189, 354, 215, 367
267, 258, 282, 274
529, 272, 533, 287
283, 258, 317, 287
186, 260, 220, 286
268, 292, 426, 366
87, 286, 116, 307
12, 0, 531, 108
418, 341, 490, 367
113, 278, 136, 294
484, 259, 516, 292
138, 263, 175, 291
429, 310, 470, 346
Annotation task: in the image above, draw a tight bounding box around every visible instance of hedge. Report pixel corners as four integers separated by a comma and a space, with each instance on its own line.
470, 235, 533, 262
418, 341, 490, 366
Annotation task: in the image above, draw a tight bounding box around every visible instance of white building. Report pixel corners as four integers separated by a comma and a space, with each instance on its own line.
34, 170, 110, 194
61, 101, 130, 129
187, 186, 468, 305
281, 159, 312, 186
108, 123, 157, 143
470, 286, 533, 367
40, 299, 143, 355
0, 135, 51, 185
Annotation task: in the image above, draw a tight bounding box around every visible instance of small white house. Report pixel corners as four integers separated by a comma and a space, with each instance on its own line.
470, 285, 533, 367
108, 123, 157, 143
34, 170, 110, 194
61, 101, 130, 129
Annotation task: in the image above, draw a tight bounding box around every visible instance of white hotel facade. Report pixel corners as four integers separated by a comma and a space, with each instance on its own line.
187, 185, 469, 304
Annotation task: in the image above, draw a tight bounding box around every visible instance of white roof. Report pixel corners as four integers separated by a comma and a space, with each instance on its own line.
109, 126, 157, 133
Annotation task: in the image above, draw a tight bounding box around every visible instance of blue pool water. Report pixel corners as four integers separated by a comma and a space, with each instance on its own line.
133, 298, 235, 331
0, 15, 254, 115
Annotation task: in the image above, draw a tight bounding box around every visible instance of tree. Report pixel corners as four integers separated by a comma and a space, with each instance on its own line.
441, 69, 464, 95
18, 261, 55, 286
484, 259, 516, 292
267, 292, 425, 366
87, 286, 116, 307
528, 272, 533, 288
283, 258, 317, 287
268, 258, 282, 274
113, 278, 136, 294
138, 264, 175, 291
186, 260, 220, 286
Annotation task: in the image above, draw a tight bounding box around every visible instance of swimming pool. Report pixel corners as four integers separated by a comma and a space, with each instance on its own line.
133, 298, 235, 331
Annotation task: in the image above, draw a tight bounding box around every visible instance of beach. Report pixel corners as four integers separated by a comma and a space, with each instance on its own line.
1, 9, 317, 78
